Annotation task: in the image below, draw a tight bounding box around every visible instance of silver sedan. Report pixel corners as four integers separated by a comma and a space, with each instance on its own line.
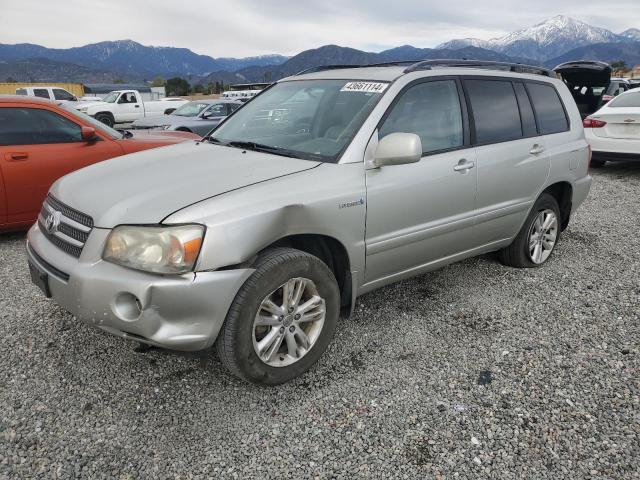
131, 99, 242, 136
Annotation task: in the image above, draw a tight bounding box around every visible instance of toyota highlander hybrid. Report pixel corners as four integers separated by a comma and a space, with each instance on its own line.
27, 60, 592, 384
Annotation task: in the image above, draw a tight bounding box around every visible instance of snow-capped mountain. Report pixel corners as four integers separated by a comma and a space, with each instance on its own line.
620, 28, 640, 41
438, 15, 631, 61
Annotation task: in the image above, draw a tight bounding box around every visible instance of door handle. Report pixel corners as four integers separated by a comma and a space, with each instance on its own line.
530, 144, 545, 155
453, 159, 475, 172
6, 152, 29, 161
134, 105, 140, 108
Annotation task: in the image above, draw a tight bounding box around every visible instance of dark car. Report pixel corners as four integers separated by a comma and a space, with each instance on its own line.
131, 100, 242, 136
554, 61, 631, 118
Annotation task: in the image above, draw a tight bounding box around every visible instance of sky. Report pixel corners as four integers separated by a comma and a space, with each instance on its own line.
2, 0, 640, 58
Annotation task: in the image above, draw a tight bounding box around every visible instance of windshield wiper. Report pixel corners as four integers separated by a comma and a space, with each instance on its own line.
205, 137, 322, 161
226, 141, 299, 159
204, 136, 228, 145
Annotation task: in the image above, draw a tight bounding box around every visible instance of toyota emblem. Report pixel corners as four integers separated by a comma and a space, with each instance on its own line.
45, 211, 62, 234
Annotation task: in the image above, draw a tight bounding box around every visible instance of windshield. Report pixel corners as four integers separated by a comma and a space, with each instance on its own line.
210, 79, 389, 162
609, 91, 640, 108
173, 102, 210, 117
61, 104, 121, 139
102, 92, 120, 103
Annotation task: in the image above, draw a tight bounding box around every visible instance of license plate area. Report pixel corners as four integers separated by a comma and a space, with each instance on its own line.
29, 260, 51, 298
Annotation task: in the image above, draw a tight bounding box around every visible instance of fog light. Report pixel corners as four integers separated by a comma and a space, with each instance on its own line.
113, 292, 142, 321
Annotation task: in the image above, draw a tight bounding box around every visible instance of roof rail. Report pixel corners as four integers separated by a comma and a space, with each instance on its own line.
294, 60, 418, 76
294, 65, 360, 76
403, 59, 555, 77
293, 59, 555, 78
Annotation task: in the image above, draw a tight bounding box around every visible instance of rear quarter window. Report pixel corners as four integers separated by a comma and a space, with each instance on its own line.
15, 89, 27, 95
526, 83, 569, 135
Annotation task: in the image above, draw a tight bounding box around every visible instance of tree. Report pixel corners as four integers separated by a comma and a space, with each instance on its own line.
5, 77, 16, 83
193, 84, 205, 94
151, 77, 166, 87
611, 60, 628, 72
165, 77, 190, 96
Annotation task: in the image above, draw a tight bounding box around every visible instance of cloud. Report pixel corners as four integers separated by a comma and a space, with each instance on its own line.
2, 0, 640, 57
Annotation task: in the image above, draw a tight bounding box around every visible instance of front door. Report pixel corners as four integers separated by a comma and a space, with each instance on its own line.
364, 78, 477, 286
116, 92, 142, 122
0, 106, 123, 224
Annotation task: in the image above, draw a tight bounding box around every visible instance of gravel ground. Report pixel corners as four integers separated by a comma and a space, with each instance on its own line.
1, 164, 639, 479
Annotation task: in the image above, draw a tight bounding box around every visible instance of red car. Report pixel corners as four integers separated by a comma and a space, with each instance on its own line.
0, 96, 199, 232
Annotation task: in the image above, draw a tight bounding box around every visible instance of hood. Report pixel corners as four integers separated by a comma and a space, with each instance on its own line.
132, 114, 172, 128
125, 129, 199, 142
75, 101, 109, 111
50, 142, 320, 228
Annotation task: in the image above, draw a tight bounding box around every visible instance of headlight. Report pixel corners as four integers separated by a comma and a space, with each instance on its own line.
77, 107, 89, 113
103, 225, 205, 274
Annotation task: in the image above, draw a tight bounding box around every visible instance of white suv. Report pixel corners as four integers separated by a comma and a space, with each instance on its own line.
27, 60, 592, 384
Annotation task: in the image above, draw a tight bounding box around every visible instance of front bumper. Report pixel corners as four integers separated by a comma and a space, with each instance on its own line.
27, 223, 254, 351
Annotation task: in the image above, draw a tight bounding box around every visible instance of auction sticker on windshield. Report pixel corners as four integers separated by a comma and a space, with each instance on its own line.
341, 82, 388, 94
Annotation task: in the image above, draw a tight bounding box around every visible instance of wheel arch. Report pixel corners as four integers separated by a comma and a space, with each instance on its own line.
541, 181, 573, 230
258, 234, 354, 318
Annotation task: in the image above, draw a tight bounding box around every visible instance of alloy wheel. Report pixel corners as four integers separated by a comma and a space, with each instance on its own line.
528, 209, 558, 264
252, 277, 326, 367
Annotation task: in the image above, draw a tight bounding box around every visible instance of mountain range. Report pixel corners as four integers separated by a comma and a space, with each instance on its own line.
437, 15, 638, 61
0, 40, 288, 79
0, 16, 638, 85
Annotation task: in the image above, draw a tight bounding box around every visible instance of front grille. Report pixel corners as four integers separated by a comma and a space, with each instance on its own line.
38, 195, 93, 258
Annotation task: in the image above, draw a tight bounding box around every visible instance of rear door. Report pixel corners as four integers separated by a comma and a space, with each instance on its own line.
364, 78, 477, 284
0, 105, 123, 224
464, 77, 551, 245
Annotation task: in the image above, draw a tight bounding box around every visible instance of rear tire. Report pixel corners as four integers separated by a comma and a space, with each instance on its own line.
215, 248, 340, 385
95, 113, 115, 128
499, 193, 561, 268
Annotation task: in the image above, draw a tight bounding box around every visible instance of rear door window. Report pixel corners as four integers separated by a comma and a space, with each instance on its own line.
379, 80, 464, 154
464, 79, 522, 144
526, 83, 569, 135
0, 107, 82, 145
33, 89, 51, 99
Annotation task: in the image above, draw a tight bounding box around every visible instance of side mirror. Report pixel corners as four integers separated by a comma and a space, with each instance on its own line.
372, 133, 422, 168
81, 126, 98, 142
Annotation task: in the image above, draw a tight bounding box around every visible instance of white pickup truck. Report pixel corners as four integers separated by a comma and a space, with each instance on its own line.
74, 90, 189, 127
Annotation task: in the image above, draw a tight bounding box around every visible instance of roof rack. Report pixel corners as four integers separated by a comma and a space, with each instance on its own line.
294, 59, 555, 78
403, 59, 555, 77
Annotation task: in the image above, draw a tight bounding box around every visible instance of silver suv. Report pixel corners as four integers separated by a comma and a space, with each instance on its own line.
27, 60, 592, 384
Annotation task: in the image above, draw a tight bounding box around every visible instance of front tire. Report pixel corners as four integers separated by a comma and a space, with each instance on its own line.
95, 113, 115, 128
499, 193, 561, 268
215, 248, 340, 385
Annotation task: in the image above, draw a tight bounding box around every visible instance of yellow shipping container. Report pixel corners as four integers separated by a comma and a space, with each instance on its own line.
0, 82, 85, 97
